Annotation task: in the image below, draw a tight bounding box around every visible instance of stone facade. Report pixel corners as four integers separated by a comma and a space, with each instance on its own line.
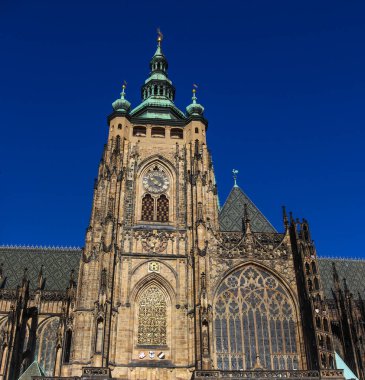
0, 38, 363, 380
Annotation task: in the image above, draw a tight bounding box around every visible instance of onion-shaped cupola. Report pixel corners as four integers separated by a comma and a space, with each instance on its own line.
140, 33, 175, 102
186, 86, 204, 117
112, 83, 131, 114
130, 32, 186, 120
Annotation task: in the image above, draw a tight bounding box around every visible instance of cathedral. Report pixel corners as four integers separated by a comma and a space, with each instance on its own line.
1, 36, 365, 380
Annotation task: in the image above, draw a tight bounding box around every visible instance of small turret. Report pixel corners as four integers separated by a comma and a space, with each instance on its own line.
112, 82, 131, 113
186, 85, 204, 117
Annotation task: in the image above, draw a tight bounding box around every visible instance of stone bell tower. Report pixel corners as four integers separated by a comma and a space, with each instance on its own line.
61, 33, 219, 380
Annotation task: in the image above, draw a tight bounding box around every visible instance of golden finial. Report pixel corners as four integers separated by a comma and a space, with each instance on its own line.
121, 80, 127, 99
192, 83, 198, 94
157, 28, 163, 46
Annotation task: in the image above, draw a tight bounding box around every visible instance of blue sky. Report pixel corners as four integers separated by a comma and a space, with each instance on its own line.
0, 0, 364, 257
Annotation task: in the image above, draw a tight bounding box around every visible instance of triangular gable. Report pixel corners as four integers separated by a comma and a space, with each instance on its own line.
18, 361, 44, 380
219, 186, 276, 232
335, 352, 358, 380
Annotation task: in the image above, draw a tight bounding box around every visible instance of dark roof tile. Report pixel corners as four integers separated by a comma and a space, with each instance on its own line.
0, 246, 81, 291
219, 187, 276, 233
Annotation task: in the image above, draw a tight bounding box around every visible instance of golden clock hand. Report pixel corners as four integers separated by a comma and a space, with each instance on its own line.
151, 177, 162, 186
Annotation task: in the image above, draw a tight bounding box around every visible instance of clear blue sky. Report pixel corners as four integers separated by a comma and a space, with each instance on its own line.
0, 0, 364, 258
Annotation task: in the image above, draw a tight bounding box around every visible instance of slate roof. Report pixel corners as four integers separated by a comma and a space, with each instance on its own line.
318, 258, 365, 301
1, 250, 364, 303
0, 246, 81, 291
219, 186, 276, 233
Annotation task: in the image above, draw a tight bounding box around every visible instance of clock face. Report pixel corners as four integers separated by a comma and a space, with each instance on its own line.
143, 170, 169, 193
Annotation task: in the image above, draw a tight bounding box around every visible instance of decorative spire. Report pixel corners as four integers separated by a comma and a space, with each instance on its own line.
232, 169, 239, 188
112, 81, 131, 113
244, 203, 250, 224
37, 265, 44, 290
282, 205, 289, 229
138, 31, 176, 103
186, 84, 204, 116
69, 269, 75, 287
332, 262, 340, 289
22, 267, 28, 286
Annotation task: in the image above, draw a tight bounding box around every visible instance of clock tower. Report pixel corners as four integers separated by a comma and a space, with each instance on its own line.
65, 34, 219, 380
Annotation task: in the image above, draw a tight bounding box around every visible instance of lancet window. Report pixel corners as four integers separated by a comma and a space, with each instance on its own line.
214, 266, 300, 371
137, 285, 167, 346
157, 195, 169, 222
35, 318, 59, 376
141, 194, 154, 221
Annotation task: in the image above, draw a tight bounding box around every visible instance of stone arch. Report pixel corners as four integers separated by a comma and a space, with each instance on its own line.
130, 272, 176, 303
129, 262, 179, 308
131, 259, 178, 279
213, 261, 300, 309
35, 317, 59, 376
135, 157, 176, 224
137, 155, 176, 175
130, 274, 176, 361
213, 263, 302, 371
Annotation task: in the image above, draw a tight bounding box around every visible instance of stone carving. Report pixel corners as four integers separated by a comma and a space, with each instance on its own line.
133, 230, 175, 254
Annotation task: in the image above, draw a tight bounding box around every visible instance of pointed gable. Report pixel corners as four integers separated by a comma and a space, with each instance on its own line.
18, 361, 43, 380
219, 186, 276, 232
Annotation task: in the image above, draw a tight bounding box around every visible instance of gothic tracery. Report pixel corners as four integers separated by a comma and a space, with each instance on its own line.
214, 266, 299, 371
36, 318, 59, 376
137, 285, 167, 346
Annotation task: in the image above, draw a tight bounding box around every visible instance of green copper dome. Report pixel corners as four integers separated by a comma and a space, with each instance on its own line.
186, 89, 204, 116
130, 35, 186, 120
112, 85, 131, 113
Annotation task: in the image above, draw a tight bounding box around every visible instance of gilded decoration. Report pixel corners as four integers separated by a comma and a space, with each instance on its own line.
214, 266, 299, 371
148, 262, 160, 273
137, 285, 167, 346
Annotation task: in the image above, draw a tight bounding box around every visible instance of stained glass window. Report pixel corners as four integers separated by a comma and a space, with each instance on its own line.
137, 285, 167, 346
157, 195, 169, 222
214, 266, 300, 370
36, 318, 59, 376
141, 194, 154, 221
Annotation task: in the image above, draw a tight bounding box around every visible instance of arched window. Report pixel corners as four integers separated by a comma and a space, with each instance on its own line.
326, 336, 332, 351
133, 126, 146, 137
36, 318, 59, 376
137, 285, 167, 346
157, 195, 169, 222
95, 319, 104, 353
311, 262, 317, 274
316, 316, 321, 329
170, 128, 183, 139
214, 266, 299, 371
314, 277, 319, 290
305, 262, 310, 275
151, 127, 165, 138
195, 127, 199, 133
323, 318, 329, 332
141, 194, 154, 221
63, 329, 72, 364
